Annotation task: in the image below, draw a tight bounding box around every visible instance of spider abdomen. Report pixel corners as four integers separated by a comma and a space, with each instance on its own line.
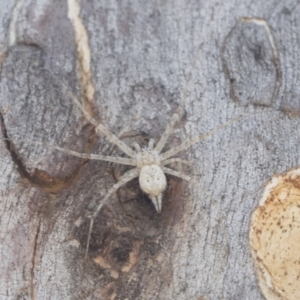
139, 165, 167, 197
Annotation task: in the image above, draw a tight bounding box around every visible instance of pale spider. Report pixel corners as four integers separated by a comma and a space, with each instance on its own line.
24, 82, 242, 259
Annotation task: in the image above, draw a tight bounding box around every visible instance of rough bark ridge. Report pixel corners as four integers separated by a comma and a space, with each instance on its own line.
0, 0, 299, 300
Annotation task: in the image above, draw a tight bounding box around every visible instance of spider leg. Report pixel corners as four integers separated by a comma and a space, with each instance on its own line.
161, 166, 191, 181
155, 45, 205, 154
50, 73, 136, 158
161, 158, 198, 177
154, 101, 184, 153
5, 138, 135, 166
160, 115, 243, 161
85, 167, 140, 259
161, 157, 195, 169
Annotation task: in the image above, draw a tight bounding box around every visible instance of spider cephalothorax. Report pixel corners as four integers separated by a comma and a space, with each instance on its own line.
134, 144, 160, 168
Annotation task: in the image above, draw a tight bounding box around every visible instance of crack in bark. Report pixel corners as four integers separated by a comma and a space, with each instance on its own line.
29, 218, 41, 300
67, 0, 95, 116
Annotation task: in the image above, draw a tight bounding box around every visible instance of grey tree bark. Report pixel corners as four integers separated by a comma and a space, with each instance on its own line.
0, 0, 299, 300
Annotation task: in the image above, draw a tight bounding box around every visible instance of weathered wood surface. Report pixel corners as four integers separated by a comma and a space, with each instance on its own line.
0, 0, 299, 299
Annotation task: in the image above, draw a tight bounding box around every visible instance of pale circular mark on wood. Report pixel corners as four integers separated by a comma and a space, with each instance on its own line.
250, 168, 300, 300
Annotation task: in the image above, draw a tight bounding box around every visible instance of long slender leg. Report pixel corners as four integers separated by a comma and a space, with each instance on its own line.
161, 157, 198, 178
154, 102, 184, 153
5, 138, 135, 166
155, 44, 205, 154
154, 68, 195, 154
85, 168, 140, 259
49, 73, 136, 158
160, 115, 243, 161
161, 158, 196, 170
161, 166, 191, 181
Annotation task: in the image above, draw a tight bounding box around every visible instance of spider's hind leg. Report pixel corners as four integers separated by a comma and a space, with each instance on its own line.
85, 168, 139, 260
161, 157, 199, 180
161, 166, 191, 182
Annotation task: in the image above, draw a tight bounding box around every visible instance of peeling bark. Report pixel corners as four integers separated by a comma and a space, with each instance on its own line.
0, 1, 300, 300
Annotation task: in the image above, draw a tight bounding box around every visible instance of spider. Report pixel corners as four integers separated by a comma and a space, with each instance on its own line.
22, 81, 242, 259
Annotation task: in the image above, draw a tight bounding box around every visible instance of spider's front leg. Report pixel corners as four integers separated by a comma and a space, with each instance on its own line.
51, 74, 136, 158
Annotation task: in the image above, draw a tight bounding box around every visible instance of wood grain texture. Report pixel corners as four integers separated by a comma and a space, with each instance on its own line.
0, 0, 300, 299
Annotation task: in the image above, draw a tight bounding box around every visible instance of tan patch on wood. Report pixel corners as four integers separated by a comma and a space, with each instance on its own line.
250, 168, 300, 300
